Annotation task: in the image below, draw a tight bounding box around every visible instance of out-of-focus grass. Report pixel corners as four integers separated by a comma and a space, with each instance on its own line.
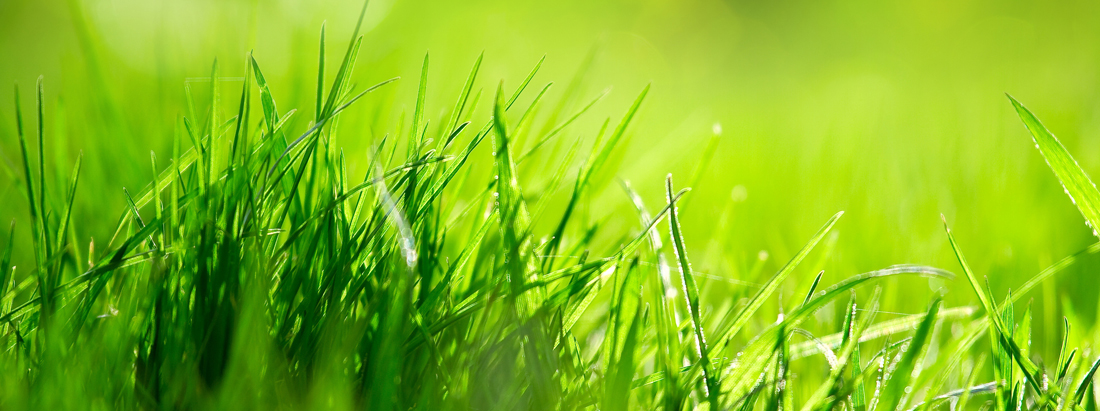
4, 0, 1100, 408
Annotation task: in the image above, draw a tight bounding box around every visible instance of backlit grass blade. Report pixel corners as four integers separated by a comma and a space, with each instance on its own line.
541, 86, 648, 271
1009, 95, 1100, 237
619, 179, 678, 320
229, 55, 253, 164
717, 211, 843, 344
621, 180, 685, 409
1075, 357, 1100, 405
35, 78, 49, 261
442, 53, 482, 148
602, 258, 643, 411
506, 55, 545, 110
585, 84, 649, 185
992, 292, 1014, 410
55, 153, 82, 260
0, 223, 13, 300
518, 88, 608, 163
491, 82, 536, 309
681, 127, 721, 210
1059, 319, 1075, 382
206, 60, 219, 188
320, 0, 371, 119
1016, 301, 1032, 360
942, 215, 1049, 397
13, 84, 50, 319
878, 298, 941, 411
315, 22, 325, 122
801, 271, 823, 308
850, 300, 868, 411
409, 53, 429, 157
665, 175, 719, 410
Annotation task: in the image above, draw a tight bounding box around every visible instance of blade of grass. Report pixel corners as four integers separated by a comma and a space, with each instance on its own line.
13, 84, 50, 319
665, 174, 719, 410
0, 222, 13, 300
446, 52, 482, 135
1008, 95, 1100, 238
878, 298, 942, 411
1075, 358, 1100, 405
315, 22, 326, 122
409, 53, 429, 158
942, 215, 1048, 397
54, 153, 82, 261
717, 211, 844, 344
719, 265, 951, 402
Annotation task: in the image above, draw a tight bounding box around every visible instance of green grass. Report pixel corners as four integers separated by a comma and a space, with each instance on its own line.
5, 3, 1100, 411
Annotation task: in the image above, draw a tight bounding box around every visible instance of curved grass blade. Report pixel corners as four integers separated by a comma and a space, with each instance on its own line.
801, 271, 823, 308
942, 215, 1050, 398
716, 211, 844, 344
1008, 95, 1100, 238
1075, 357, 1100, 405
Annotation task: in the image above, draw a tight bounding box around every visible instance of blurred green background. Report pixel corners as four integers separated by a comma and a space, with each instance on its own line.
3, 0, 1100, 352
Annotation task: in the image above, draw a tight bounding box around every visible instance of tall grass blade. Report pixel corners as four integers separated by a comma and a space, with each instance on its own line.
665, 175, 719, 410
942, 215, 1048, 397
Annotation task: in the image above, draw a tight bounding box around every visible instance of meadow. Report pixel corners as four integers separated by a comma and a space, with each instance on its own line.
4, 0, 1100, 409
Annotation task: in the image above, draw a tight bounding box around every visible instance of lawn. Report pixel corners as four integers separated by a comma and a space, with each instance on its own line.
3, 0, 1100, 410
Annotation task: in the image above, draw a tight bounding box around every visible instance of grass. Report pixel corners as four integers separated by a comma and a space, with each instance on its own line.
4, 4, 1100, 411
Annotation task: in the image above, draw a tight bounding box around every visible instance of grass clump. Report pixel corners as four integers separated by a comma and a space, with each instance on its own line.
3, 7, 1100, 411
